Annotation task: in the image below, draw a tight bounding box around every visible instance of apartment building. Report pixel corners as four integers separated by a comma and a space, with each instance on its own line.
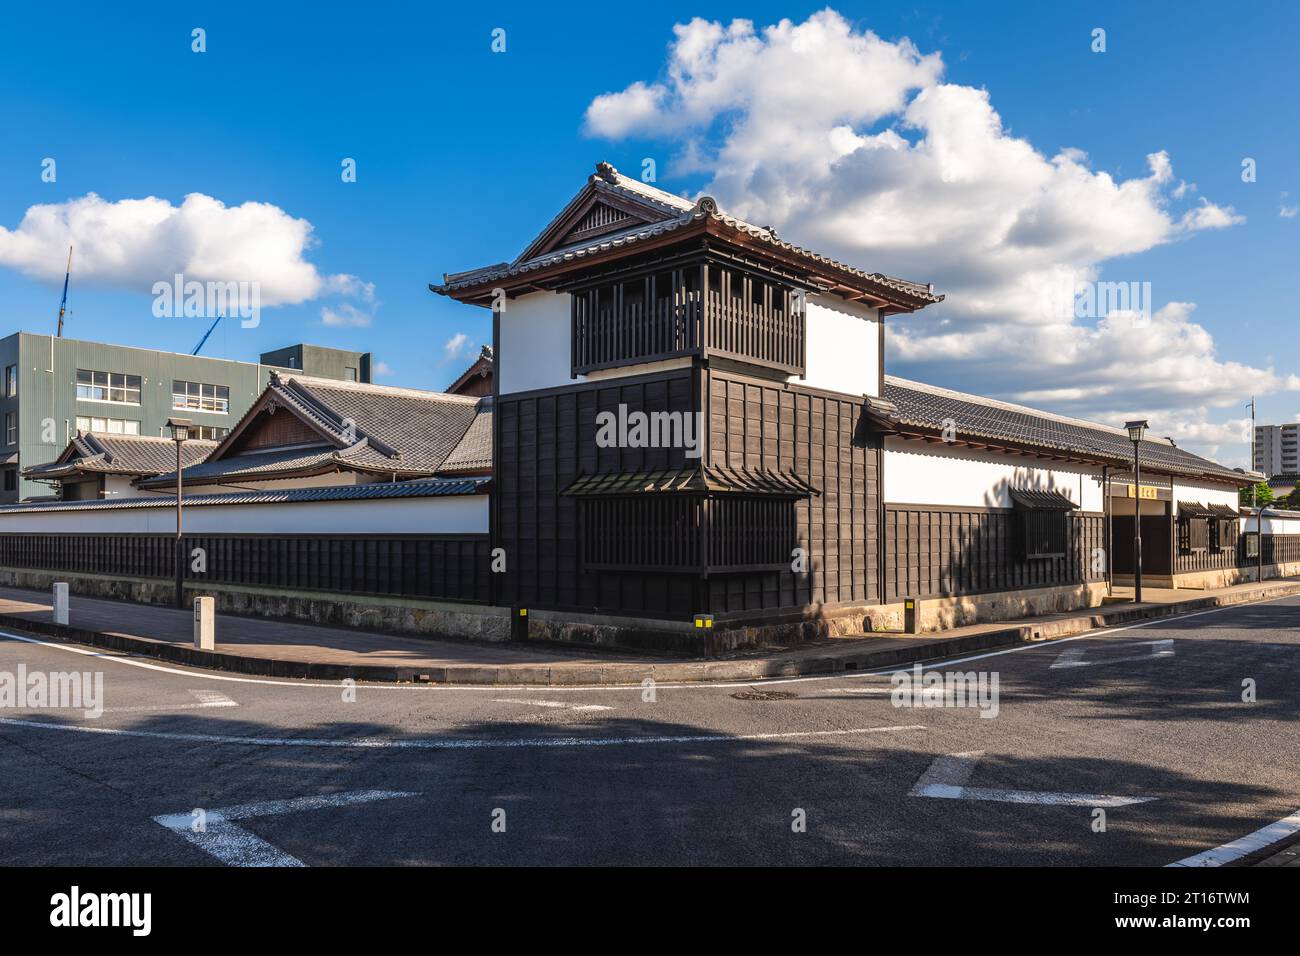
1254, 423, 1300, 478
0, 332, 370, 501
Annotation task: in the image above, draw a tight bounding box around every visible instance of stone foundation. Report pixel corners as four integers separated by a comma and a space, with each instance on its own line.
0, 567, 511, 643
860, 582, 1110, 635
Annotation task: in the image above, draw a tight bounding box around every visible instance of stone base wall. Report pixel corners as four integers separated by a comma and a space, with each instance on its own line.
0, 567, 511, 643
1115, 560, 1300, 591
861, 582, 1111, 636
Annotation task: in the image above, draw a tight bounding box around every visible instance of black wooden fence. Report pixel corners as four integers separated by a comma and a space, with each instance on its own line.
0, 533, 492, 604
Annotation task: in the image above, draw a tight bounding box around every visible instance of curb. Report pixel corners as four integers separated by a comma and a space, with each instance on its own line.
2, 580, 1297, 685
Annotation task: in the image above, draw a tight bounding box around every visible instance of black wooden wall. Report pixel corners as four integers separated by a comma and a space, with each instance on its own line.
884, 505, 1106, 600
706, 370, 879, 615
494, 368, 700, 617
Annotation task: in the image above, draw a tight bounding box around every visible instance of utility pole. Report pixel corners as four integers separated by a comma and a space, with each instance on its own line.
1245, 396, 1258, 509
56, 245, 72, 338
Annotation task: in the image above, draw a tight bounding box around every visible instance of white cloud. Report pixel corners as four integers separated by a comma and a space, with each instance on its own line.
442, 332, 473, 363
0, 192, 371, 310
372, 360, 393, 377
585, 9, 1272, 462
320, 303, 375, 327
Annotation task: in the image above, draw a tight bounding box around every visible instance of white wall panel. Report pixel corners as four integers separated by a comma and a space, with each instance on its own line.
497, 291, 572, 394
0, 494, 489, 535
884, 437, 1104, 510
798, 296, 879, 397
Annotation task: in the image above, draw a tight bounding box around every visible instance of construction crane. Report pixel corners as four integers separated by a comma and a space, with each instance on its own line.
191, 314, 223, 355
56, 245, 72, 337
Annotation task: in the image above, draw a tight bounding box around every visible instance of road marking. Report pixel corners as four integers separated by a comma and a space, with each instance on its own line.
1166, 809, 1300, 867
909, 752, 1158, 808
101, 689, 239, 714
1, 592, 1296, 693
0, 715, 924, 750
1050, 639, 1174, 669
492, 698, 613, 712
153, 790, 418, 867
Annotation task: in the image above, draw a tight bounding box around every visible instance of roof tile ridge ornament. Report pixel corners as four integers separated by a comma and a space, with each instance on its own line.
595, 161, 619, 183
693, 195, 719, 216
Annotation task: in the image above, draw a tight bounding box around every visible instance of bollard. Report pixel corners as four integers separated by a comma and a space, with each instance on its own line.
52, 582, 69, 625
193, 596, 215, 650
903, 597, 920, 634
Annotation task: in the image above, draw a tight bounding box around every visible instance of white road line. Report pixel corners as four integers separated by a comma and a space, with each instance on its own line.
0, 715, 925, 750
492, 698, 613, 712
1, 592, 1295, 693
1050, 639, 1174, 669
153, 790, 418, 867
1166, 809, 1300, 867
909, 752, 1158, 808
101, 689, 239, 714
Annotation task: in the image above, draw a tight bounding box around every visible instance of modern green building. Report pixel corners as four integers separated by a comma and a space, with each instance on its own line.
0, 332, 371, 501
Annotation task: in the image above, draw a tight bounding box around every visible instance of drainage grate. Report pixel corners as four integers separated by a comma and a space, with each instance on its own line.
731, 689, 798, 701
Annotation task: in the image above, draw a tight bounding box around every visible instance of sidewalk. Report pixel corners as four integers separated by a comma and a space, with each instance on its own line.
1, 579, 1297, 685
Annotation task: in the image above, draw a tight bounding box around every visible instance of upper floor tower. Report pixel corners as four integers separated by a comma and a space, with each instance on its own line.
430, 162, 942, 400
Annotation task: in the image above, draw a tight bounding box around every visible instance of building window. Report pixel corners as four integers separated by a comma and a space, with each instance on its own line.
192, 425, 228, 441
76, 416, 140, 436
172, 380, 230, 413
344, 366, 357, 381
4, 412, 14, 446
1009, 488, 1077, 559
77, 369, 142, 404
2, 469, 14, 492
4, 364, 15, 398
1177, 503, 1213, 554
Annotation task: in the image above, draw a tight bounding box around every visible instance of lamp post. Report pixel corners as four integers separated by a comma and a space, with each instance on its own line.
167, 418, 192, 609
1125, 419, 1149, 604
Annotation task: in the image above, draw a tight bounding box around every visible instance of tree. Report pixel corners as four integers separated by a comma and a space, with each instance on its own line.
1240, 482, 1274, 508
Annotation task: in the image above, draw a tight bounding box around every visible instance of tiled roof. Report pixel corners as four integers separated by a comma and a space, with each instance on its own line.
1008, 488, 1079, 510
439, 397, 493, 475
23, 434, 218, 480
0, 477, 489, 514
141, 374, 489, 488
432, 163, 942, 307
561, 465, 819, 497
883, 376, 1252, 484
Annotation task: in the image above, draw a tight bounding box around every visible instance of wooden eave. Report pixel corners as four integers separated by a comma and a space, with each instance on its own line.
890, 427, 1251, 486
436, 216, 936, 312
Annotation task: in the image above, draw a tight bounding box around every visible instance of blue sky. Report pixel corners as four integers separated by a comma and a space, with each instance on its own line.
1, 2, 1296, 464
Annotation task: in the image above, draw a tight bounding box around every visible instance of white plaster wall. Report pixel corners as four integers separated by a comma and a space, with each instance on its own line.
497, 291, 572, 395
798, 296, 880, 397
1172, 480, 1240, 509
884, 437, 1105, 511
0, 494, 489, 535
1243, 511, 1300, 535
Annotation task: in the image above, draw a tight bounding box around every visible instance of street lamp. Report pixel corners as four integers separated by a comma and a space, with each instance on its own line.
167, 417, 192, 609
1125, 419, 1148, 603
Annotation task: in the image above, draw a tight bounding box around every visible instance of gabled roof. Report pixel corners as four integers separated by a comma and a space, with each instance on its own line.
23, 433, 218, 481
140, 373, 491, 489
446, 345, 493, 395
882, 376, 1254, 485
431, 162, 943, 312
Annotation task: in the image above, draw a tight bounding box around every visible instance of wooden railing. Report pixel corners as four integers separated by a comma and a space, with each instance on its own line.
571, 282, 805, 376
703, 290, 803, 374
572, 292, 702, 373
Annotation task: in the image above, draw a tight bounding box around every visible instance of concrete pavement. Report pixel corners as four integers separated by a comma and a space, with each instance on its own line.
1, 592, 1298, 865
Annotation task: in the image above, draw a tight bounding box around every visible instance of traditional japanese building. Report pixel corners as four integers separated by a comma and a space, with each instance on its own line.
431, 161, 1259, 644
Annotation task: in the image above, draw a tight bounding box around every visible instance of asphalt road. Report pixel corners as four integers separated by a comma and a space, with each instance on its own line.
1, 594, 1298, 866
